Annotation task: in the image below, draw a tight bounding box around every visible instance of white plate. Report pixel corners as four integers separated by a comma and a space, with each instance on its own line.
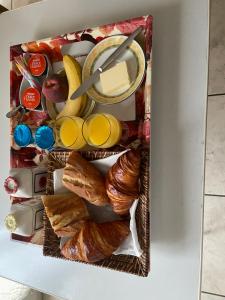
82, 35, 146, 104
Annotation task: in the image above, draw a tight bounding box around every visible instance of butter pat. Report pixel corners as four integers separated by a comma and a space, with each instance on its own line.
100, 61, 130, 95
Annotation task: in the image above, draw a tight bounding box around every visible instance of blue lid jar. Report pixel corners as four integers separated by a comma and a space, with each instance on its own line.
14, 124, 33, 147
35, 125, 55, 150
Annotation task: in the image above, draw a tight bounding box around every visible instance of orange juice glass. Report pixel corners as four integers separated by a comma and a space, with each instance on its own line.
56, 116, 86, 150
83, 113, 122, 148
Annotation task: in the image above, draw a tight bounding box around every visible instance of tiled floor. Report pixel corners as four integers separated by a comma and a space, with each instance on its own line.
43, 294, 64, 300
0, 0, 11, 9
0, 277, 42, 300
12, 0, 41, 9
202, 196, 225, 295
205, 96, 225, 195
208, 0, 225, 95
202, 293, 225, 300
0, 276, 63, 299
0, 0, 42, 9
202, 0, 225, 299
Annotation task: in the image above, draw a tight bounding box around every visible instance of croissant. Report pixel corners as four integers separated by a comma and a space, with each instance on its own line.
42, 193, 89, 237
61, 220, 130, 263
106, 150, 141, 215
63, 151, 109, 206
53, 221, 86, 238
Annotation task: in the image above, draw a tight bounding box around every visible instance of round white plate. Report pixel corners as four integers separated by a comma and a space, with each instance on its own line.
82, 35, 146, 104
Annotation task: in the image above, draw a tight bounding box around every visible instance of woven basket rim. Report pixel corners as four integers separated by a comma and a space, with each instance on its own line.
43, 149, 150, 277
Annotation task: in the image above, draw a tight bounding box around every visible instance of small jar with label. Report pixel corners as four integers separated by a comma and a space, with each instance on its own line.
4, 167, 47, 198
19, 53, 49, 112
5, 198, 44, 237
22, 86, 41, 111
28, 54, 47, 77
13, 124, 55, 150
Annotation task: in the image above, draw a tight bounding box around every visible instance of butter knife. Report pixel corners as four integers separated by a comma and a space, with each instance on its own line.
71, 26, 142, 100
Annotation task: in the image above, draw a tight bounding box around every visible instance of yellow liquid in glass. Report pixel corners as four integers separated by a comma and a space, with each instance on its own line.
88, 114, 121, 148
59, 117, 86, 149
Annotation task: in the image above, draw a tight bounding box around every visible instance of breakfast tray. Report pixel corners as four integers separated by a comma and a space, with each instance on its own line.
44, 150, 150, 277
10, 15, 152, 275
10, 15, 152, 145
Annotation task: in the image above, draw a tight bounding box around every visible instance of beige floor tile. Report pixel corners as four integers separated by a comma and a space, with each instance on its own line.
202, 195, 225, 296
0, 277, 42, 300
43, 293, 64, 300
202, 293, 225, 300
12, 0, 41, 9
205, 95, 225, 195
0, 0, 11, 9
208, 0, 225, 95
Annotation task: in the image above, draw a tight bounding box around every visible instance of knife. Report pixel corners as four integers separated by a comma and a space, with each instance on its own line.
71, 26, 142, 100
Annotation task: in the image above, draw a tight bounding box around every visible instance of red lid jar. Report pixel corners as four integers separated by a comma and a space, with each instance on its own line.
22, 87, 41, 110
28, 54, 47, 77
4, 176, 19, 194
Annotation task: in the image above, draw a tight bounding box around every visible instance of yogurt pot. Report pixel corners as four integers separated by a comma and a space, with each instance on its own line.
21, 87, 41, 111
19, 53, 52, 112
13, 124, 55, 150
4, 167, 47, 198
5, 198, 44, 237
28, 54, 47, 77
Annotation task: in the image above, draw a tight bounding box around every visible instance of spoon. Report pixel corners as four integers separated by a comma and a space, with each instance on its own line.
6, 105, 24, 118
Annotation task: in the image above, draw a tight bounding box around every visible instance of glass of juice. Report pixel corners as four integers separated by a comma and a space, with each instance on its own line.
55, 116, 86, 150
83, 113, 122, 148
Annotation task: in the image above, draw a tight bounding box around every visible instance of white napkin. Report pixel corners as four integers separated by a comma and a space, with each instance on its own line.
53, 168, 67, 194
114, 199, 142, 256
94, 94, 136, 121
54, 150, 142, 257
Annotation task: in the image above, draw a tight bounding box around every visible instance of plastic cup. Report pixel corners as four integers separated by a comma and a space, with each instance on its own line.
55, 116, 86, 150
35, 125, 55, 150
13, 124, 34, 147
82, 113, 122, 148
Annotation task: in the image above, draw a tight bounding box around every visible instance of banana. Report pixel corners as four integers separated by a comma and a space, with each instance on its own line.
56, 55, 87, 123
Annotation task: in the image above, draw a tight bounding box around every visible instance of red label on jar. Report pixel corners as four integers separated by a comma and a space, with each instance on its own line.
22, 87, 41, 110
29, 54, 46, 77
4, 176, 19, 194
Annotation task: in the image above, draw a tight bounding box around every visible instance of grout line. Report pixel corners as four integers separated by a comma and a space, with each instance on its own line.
202, 291, 225, 298
205, 193, 225, 198
202, 1, 225, 294
208, 93, 225, 97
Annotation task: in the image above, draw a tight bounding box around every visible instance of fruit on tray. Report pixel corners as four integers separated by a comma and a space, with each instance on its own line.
62, 151, 110, 206
106, 149, 141, 215
56, 55, 87, 121
42, 74, 68, 103
61, 220, 130, 263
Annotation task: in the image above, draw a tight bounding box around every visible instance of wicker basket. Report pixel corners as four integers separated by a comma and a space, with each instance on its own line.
43, 150, 150, 277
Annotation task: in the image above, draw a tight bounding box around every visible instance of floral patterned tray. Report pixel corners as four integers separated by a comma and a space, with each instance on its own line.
10, 15, 152, 150
9, 15, 153, 275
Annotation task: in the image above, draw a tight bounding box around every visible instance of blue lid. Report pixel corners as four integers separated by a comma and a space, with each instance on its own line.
35, 126, 55, 150
14, 124, 33, 147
